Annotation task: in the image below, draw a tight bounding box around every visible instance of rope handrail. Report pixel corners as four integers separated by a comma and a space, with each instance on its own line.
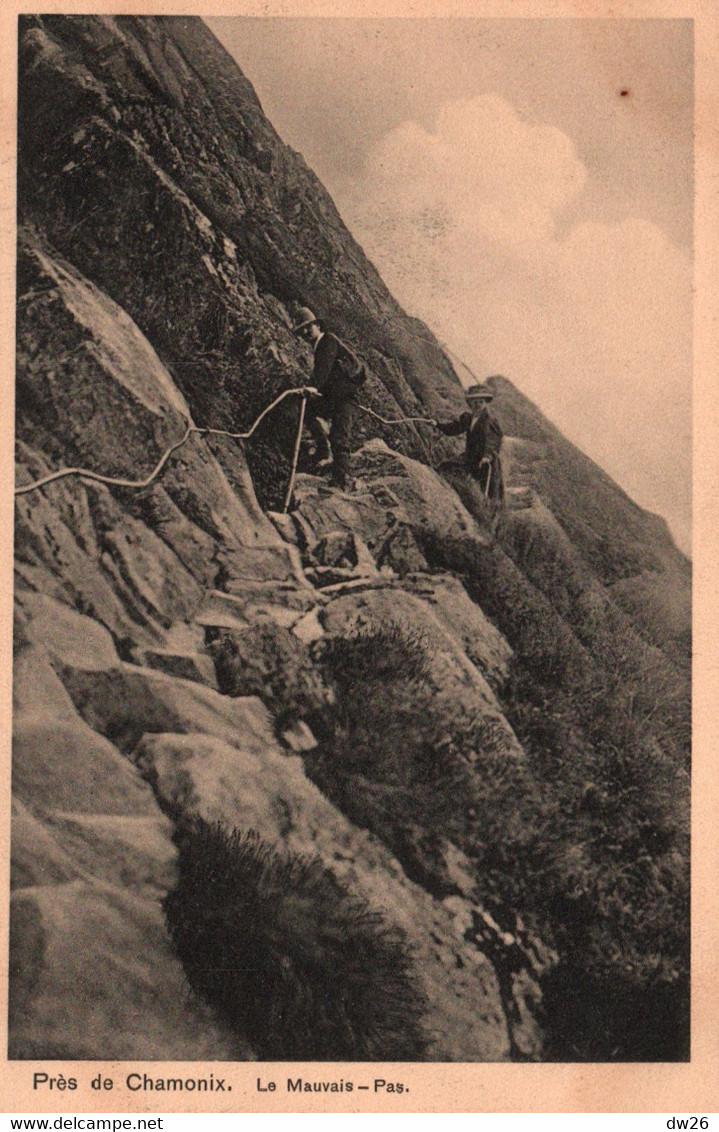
14, 386, 315, 497
14, 423, 195, 496
15, 302, 484, 499
13, 370, 446, 506
357, 404, 436, 427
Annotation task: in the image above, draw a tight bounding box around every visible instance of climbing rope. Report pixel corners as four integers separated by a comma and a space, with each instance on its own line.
15, 311, 482, 506
14, 307, 486, 507
14, 387, 315, 498
353, 311, 486, 429
14, 422, 196, 497
357, 404, 436, 427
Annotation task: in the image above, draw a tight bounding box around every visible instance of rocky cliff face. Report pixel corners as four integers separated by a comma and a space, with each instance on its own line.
13, 15, 690, 1063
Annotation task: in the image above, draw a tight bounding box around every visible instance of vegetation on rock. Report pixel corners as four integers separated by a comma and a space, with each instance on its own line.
13, 13, 691, 1064
308, 624, 546, 898
209, 622, 328, 729
164, 818, 430, 1060
306, 615, 689, 1061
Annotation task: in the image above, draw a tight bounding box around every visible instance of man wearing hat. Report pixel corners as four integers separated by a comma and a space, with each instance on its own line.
433, 383, 505, 502
292, 307, 366, 490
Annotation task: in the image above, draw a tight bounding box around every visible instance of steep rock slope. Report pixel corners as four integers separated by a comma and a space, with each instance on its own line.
18, 15, 466, 507
495, 376, 691, 669
13, 15, 689, 1063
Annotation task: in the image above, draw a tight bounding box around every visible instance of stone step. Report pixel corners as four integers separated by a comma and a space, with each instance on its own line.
43, 812, 177, 897
13, 710, 159, 817
132, 647, 218, 690
57, 660, 278, 757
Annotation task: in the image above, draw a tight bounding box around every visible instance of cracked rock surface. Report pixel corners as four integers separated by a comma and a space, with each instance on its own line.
13, 14, 689, 1064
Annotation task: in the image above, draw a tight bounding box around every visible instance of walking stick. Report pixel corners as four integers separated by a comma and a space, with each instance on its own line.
282, 393, 307, 513
480, 457, 492, 498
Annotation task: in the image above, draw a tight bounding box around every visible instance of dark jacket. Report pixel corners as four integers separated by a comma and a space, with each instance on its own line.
312, 332, 364, 408
437, 406, 504, 500
305, 332, 364, 489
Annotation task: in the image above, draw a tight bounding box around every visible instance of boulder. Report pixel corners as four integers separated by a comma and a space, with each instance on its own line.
305, 565, 369, 589
58, 661, 276, 757
220, 576, 317, 606
313, 575, 399, 599
280, 720, 318, 753
16, 233, 190, 475
320, 587, 523, 760
376, 522, 429, 574
13, 645, 82, 721
9, 881, 246, 1060
193, 584, 319, 634
13, 710, 160, 817
11, 800, 78, 890
291, 608, 325, 645
131, 621, 218, 687
265, 510, 298, 544
291, 473, 401, 556
158, 435, 305, 584
137, 648, 218, 689
404, 574, 513, 689
354, 439, 487, 547
163, 620, 208, 653
15, 591, 119, 670
134, 732, 333, 847
309, 529, 378, 576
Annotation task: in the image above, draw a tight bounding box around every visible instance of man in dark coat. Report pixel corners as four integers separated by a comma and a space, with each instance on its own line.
434, 382, 505, 503
292, 307, 365, 490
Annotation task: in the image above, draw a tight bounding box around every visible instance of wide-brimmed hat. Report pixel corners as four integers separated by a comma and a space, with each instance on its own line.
465, 382, 494, 402
292, 307, 319, 334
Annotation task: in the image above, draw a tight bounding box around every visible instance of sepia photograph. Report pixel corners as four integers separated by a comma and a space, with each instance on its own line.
5, 3, 706, 1108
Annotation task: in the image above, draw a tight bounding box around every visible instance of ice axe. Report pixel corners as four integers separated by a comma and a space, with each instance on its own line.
282, 386, 321, 513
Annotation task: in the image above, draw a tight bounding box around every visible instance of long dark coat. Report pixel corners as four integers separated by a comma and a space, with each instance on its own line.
436, 406, 505, 502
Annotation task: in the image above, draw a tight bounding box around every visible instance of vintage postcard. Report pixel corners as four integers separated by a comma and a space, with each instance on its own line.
0, 0, 716, 1116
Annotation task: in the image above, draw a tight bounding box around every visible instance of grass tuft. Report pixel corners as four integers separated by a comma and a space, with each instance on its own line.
319, 623, 431, 687
164, 818, 430, 1061
305, 618, 689, 1061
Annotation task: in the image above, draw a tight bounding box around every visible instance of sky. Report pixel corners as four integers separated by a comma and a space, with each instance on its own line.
208, 18, 693, 554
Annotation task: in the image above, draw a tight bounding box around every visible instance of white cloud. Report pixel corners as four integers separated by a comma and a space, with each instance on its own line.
353, 95, 587, 244
340, 95, 691, 553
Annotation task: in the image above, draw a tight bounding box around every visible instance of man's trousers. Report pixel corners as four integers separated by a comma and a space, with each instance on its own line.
305, 397, 355, 489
